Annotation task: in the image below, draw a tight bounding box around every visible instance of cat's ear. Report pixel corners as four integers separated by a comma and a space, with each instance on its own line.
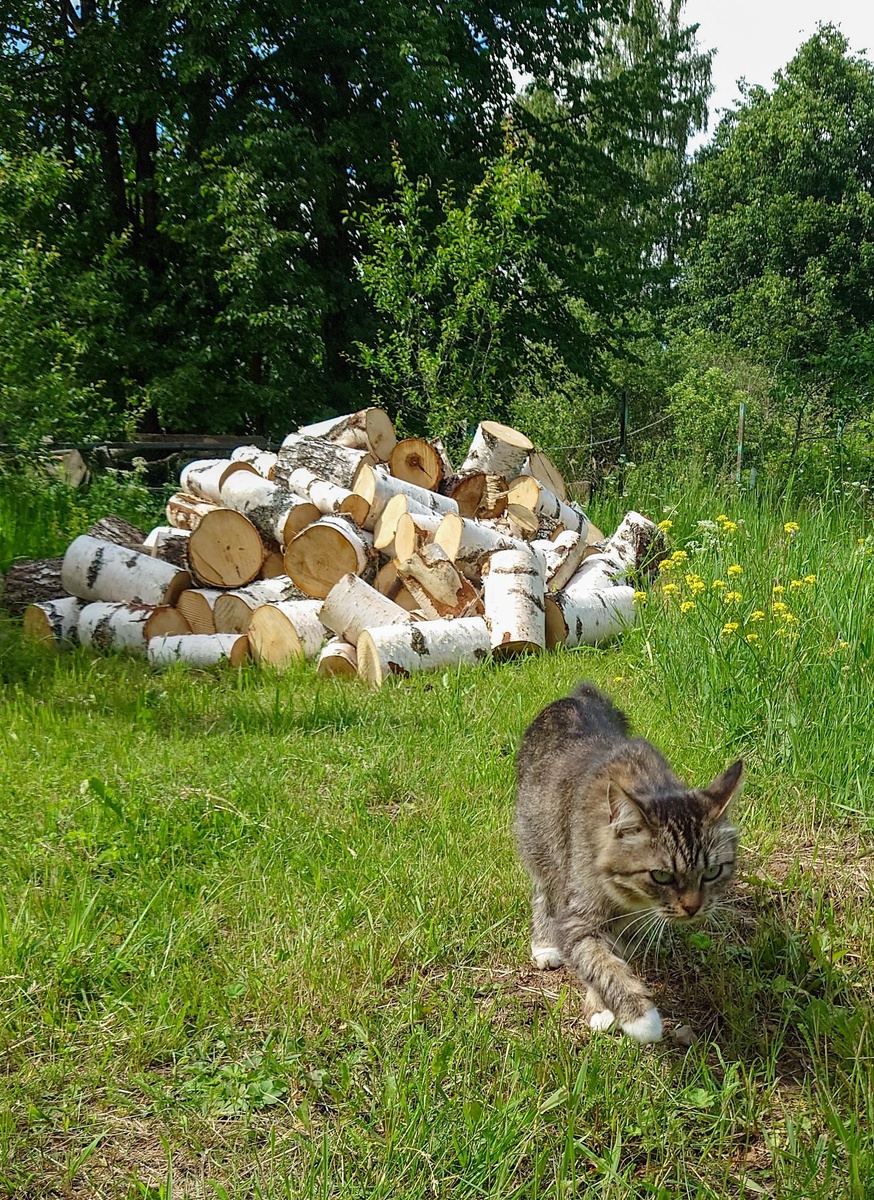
608, 780, 648, 832
704, 759, 744, 820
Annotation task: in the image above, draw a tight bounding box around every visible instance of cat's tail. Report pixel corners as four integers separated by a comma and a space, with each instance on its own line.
570, 681, 630, 735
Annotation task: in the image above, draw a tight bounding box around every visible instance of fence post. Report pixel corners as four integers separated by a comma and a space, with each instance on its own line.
735, 400, 745, 485
618, 393, 629, 496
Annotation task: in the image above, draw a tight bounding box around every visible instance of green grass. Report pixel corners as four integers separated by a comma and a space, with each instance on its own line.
2, 472, 874, 1197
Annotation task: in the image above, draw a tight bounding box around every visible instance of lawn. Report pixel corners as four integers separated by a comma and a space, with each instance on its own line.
1, 471, 873, 1198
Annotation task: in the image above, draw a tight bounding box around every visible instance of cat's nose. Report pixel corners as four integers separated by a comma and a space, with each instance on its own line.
679, 895, 701, 916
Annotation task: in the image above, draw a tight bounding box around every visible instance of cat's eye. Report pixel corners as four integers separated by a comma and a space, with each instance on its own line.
701, 863, 723, 882
650, 869, 674, 885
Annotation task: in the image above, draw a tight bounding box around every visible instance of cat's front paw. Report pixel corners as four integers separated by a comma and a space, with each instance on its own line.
531, 945, 563, 970
620, 1007, 663, 1043
588, 1009, 616, 1031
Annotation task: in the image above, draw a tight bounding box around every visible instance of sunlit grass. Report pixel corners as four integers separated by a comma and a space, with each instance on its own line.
1, 473, 873, 1197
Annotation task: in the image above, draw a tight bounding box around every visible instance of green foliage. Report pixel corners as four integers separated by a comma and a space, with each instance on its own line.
354, 141, 547, 440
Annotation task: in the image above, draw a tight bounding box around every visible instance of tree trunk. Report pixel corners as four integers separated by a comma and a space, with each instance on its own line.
391, 512, 443, 563
297, 407, 397, 461
62, 536, 191, 606
219, 471, 320, 547
438, 472, 487, 518
545, 585, 636, 650
523, 451, 567, 501
507, 476, 587, 536
22, 596, 85, 649
483, 550, 546, 658
78, 601, 189, 653
373, 562, 419, 611
372, 493, 434, 554
87, 515, 148, 546
320, 574, 412, 645
476, 474, 509, 519
177, 588, 224, 634
166, 493, 222, 532
187, 510, 265, 588
143, 526, 191, 569
148, 633, 250, 668
247, 600, 328, 667
283, 467, 369, 528
459, 421, 533, 478
230, 446, 278, 479
357, 617, 491, 687
395, 544, 481, 620
352, 464, 458, 530
275, 435, 372, 491
433, 513, 531, 583
180, 459, 259, 505
531, 530, 592, 592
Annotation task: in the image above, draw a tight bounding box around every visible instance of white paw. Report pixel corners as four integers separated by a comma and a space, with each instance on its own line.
621, 1007, 663, 1044
531, 945, 563, 969
588, 1009, 616, 1031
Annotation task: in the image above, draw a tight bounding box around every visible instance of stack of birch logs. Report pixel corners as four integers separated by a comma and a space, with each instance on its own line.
14, 412, 664, 686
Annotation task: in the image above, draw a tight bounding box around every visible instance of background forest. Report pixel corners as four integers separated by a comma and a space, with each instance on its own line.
2, 1, 873, 492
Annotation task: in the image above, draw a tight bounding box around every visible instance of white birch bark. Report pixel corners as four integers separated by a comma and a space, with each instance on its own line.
602, 511, 662, 573
22, 596, 85, 649
395, 544, 481, 620
296, 407, 396, 460
317, 638, 358, 678
545, 585, 636, 649
284, 467, 369, 527
483, 549, 546, 657
180, 459, 258, 505
275, 434, 372, 491
357, 617, 491, 686
351, 464, 458, 530
62, 536, 191, 606
165, 492, 221, 532
530, 531, 592, 592
219, 470, 319, 547
459, 421, 533, 478
213, 576, 305, 633
507, 476, 588, 536
230, 446, 278, 479
319, 574, 412, 645
148, 633, 250, 668
247, 599, 327, 666
434, 513, 532, 582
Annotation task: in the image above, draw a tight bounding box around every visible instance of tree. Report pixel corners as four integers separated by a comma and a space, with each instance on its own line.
679, 26, 874, 435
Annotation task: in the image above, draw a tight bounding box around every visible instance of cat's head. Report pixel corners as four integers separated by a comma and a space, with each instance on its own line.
599, 760, 743, 922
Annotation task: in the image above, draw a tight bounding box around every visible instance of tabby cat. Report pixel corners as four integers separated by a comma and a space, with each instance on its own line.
514, 682, 742, 1043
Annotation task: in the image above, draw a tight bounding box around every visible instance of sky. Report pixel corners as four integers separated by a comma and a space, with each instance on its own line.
685, 1, 874, 144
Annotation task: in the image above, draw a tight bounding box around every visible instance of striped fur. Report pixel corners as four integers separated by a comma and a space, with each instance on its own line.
514, 682, 742, 1042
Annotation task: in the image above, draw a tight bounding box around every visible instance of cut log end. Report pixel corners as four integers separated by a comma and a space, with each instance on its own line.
187, 509, 264, 588
389, 438, 443, 490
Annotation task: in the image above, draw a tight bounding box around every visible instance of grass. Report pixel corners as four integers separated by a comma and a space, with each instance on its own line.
2, 470, 874, 1197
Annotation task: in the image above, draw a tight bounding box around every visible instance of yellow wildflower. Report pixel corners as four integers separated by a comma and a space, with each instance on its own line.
784, 521, 800, 535
688, 580, 706, 594
749, 610, 765, 622
727, 564, 743, 577
836, 640, 850, 650
680, 601, 696, 613
671, 549, 689, 563
858, 538, 866, 546
658, 559, 675, 573
772, 601, 788, 614
712, 579, 726, 590
721, 622, 740, 636
789, 579, 803, 590
781, 611, 797, 623
716, 514, 729, 523
804, 574, 817, 585
662, 583, 680, 596
745, 632, 759, 643
724, 590, 743, 603
721, 521, 738, 533
657, 519, 674, 532
633, 590, 647, 603
772, 584, 785, 595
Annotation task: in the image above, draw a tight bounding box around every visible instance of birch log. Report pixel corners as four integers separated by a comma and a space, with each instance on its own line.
395, 544, 481, 619
433, 513, 531, 582
392, 511, 443, 562
459, 421, 533, 478
317, 638, 358, 678
483, 550, 546, 658
284, 515, 375, 599
523, 451, 567, 501
143, 526, 190, 569
86, 515, 147, 547
297, 407, 396, 461
320, 574, 412, 645
177, 588, 223, 634
230, 446, 278, 479
530, 531, 592, 592
357, 617, 491, 686
372, 493, 432, 554
603, 511, 665, 576
247, 600, 328, 667
2, 558, 66, 616
477, 474, 509, 519
148, 633, 249, 668
374, 561, 419, 611
62, 536, 191, 606
545, 585, 636, 649
166, 492, 221, 532
260, 551, 286, 578
78, 601, 189, 653
352, 463, 458, 530
275, 434, 372, 491
561, 552, 628, 593
438, 472, 487, 518
283, 467, 369, 527
389, 438, 444, 490
187, 510, 265, 588
213, 576, 305, 634
180, 458, 258, 505
219, 470, 320, 546
507, 476, 588, 536
22, 596, 85, 649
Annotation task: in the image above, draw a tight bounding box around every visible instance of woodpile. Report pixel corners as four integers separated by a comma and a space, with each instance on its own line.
7, 407, 665, 683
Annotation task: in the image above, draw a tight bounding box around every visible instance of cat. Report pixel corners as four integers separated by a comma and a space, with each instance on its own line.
514, 681, 743, 1043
